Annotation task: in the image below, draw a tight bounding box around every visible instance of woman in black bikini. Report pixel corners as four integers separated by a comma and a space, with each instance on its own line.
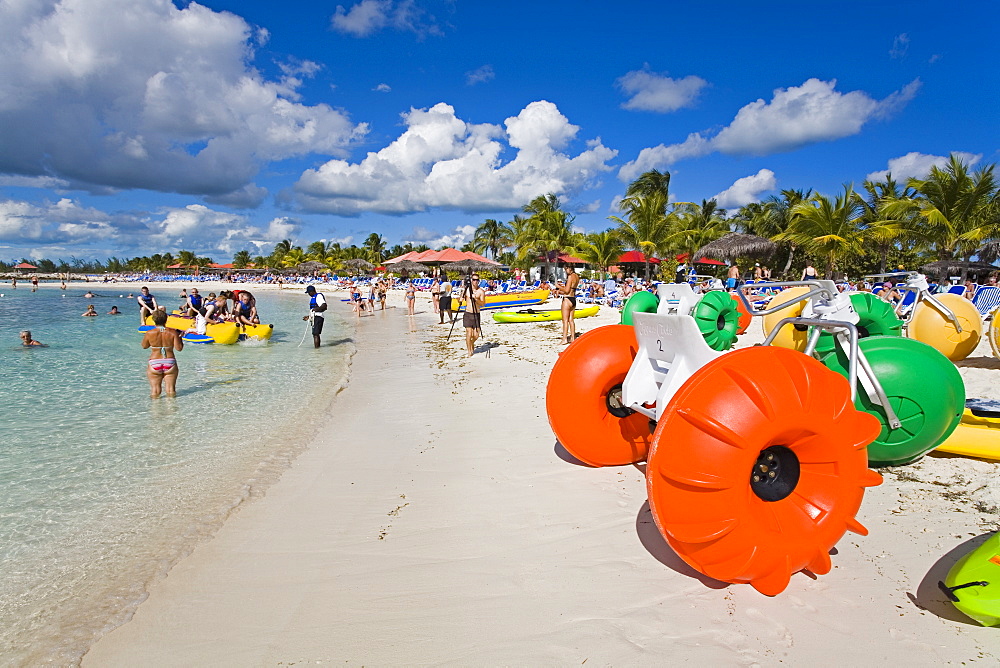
558, 266, 580, 345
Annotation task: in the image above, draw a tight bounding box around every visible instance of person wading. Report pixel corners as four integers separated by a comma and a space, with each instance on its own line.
303, 285, 328, 348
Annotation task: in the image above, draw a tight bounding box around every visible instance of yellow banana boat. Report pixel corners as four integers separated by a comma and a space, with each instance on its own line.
145, 314, 239, 344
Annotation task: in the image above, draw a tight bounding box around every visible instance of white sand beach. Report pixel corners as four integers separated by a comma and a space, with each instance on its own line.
84, 289, 999, 665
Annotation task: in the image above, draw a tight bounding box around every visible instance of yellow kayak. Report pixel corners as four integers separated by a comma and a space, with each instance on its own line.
936, 402, 1000, 461
493, 305, 599, 323
454, 289, 549, 311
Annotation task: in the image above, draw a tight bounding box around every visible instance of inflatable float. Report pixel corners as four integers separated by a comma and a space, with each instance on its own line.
143, 314, 273, 344
492, 305, 598, 323
939, 531, 1000, 626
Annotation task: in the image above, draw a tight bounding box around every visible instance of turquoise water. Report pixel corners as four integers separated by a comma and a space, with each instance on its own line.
0, 285, 353, 665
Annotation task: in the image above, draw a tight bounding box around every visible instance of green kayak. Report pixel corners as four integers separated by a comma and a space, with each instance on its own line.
939, 531, 1000, 626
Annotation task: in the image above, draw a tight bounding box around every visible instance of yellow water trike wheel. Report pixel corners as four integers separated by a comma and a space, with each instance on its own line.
908, 293, 982, 361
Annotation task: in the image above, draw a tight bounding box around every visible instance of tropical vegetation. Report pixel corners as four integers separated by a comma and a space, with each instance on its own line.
4, 155, 997, 281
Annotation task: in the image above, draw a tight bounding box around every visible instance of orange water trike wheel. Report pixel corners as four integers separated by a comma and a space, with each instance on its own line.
645, 346, 882, 595
546, 325, 652, 466
731, 292, 752, 335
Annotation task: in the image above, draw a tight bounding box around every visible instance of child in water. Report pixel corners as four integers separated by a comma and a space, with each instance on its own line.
82, 304, 98, 316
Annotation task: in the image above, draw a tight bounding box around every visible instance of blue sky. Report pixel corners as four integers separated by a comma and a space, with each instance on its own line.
1, 0, 997, 262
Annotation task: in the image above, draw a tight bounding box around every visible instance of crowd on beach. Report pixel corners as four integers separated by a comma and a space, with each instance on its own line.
18, 260, 1000, 397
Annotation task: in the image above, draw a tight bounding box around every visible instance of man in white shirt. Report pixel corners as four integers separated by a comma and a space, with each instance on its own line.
303, 285, 328, 348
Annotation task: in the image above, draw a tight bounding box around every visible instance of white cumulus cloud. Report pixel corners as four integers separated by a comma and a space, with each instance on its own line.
331, 0, 441, 38
0, 196, 304, 258
331, 0, 390, 36
149, 205, 302, 255
466, 65, 495, 86
0, 198, 113, 243
293, 100, 617, 215
621, 78, 921, 181
713, 169, 777, 208
866, 151, 982, 182
0, 0, 366, 199
617, 69, 708, 112
403, 224, 476, 249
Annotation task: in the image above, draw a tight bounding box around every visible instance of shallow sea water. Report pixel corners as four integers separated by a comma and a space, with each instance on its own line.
0, 285, 353, 665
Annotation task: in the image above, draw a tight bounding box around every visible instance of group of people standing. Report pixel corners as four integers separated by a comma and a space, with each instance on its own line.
346, 278, 388, 317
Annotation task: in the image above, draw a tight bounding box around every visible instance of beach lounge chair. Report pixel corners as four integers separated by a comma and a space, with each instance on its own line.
972, 286, 1000, 318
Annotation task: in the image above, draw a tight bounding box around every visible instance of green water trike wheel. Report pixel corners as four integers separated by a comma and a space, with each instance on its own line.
620, 290, 658, 325
692, 291, 740, 351
814, 292, 903, 356
821, 335, 964, 467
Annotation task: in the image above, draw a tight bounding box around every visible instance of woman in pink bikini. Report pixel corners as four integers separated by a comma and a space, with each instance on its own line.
141, 309, 184, 398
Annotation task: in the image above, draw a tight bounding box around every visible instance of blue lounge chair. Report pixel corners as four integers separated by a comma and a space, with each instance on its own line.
972, 286, 1000, 318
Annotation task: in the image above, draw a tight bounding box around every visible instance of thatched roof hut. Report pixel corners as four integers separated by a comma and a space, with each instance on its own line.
693, 233, 777, 262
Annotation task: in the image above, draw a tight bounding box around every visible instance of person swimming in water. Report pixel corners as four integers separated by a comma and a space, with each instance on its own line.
141, 308, 183, 398
84, 290, 96, 298
82, 304, 98, 316
20, 330, 44, 347
107, 305, 121, 315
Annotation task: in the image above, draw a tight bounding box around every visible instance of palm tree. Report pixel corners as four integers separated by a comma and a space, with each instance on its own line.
858, 175, 918, 273
896, 155, 998, 263
281, 248, 308, 268
472, 218, 513, 259
625, 169, 671, 210
232, 250, 252, 269
176, 249, 197, 269
269, 239, 294, 268
667, 199, 729, 262
363, 233, 387, 264
781, 186, 865, 278
610, 190, 670, 280
578, 230, 625, 275
736, 189, 812, 278
517, 194, 581, 279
